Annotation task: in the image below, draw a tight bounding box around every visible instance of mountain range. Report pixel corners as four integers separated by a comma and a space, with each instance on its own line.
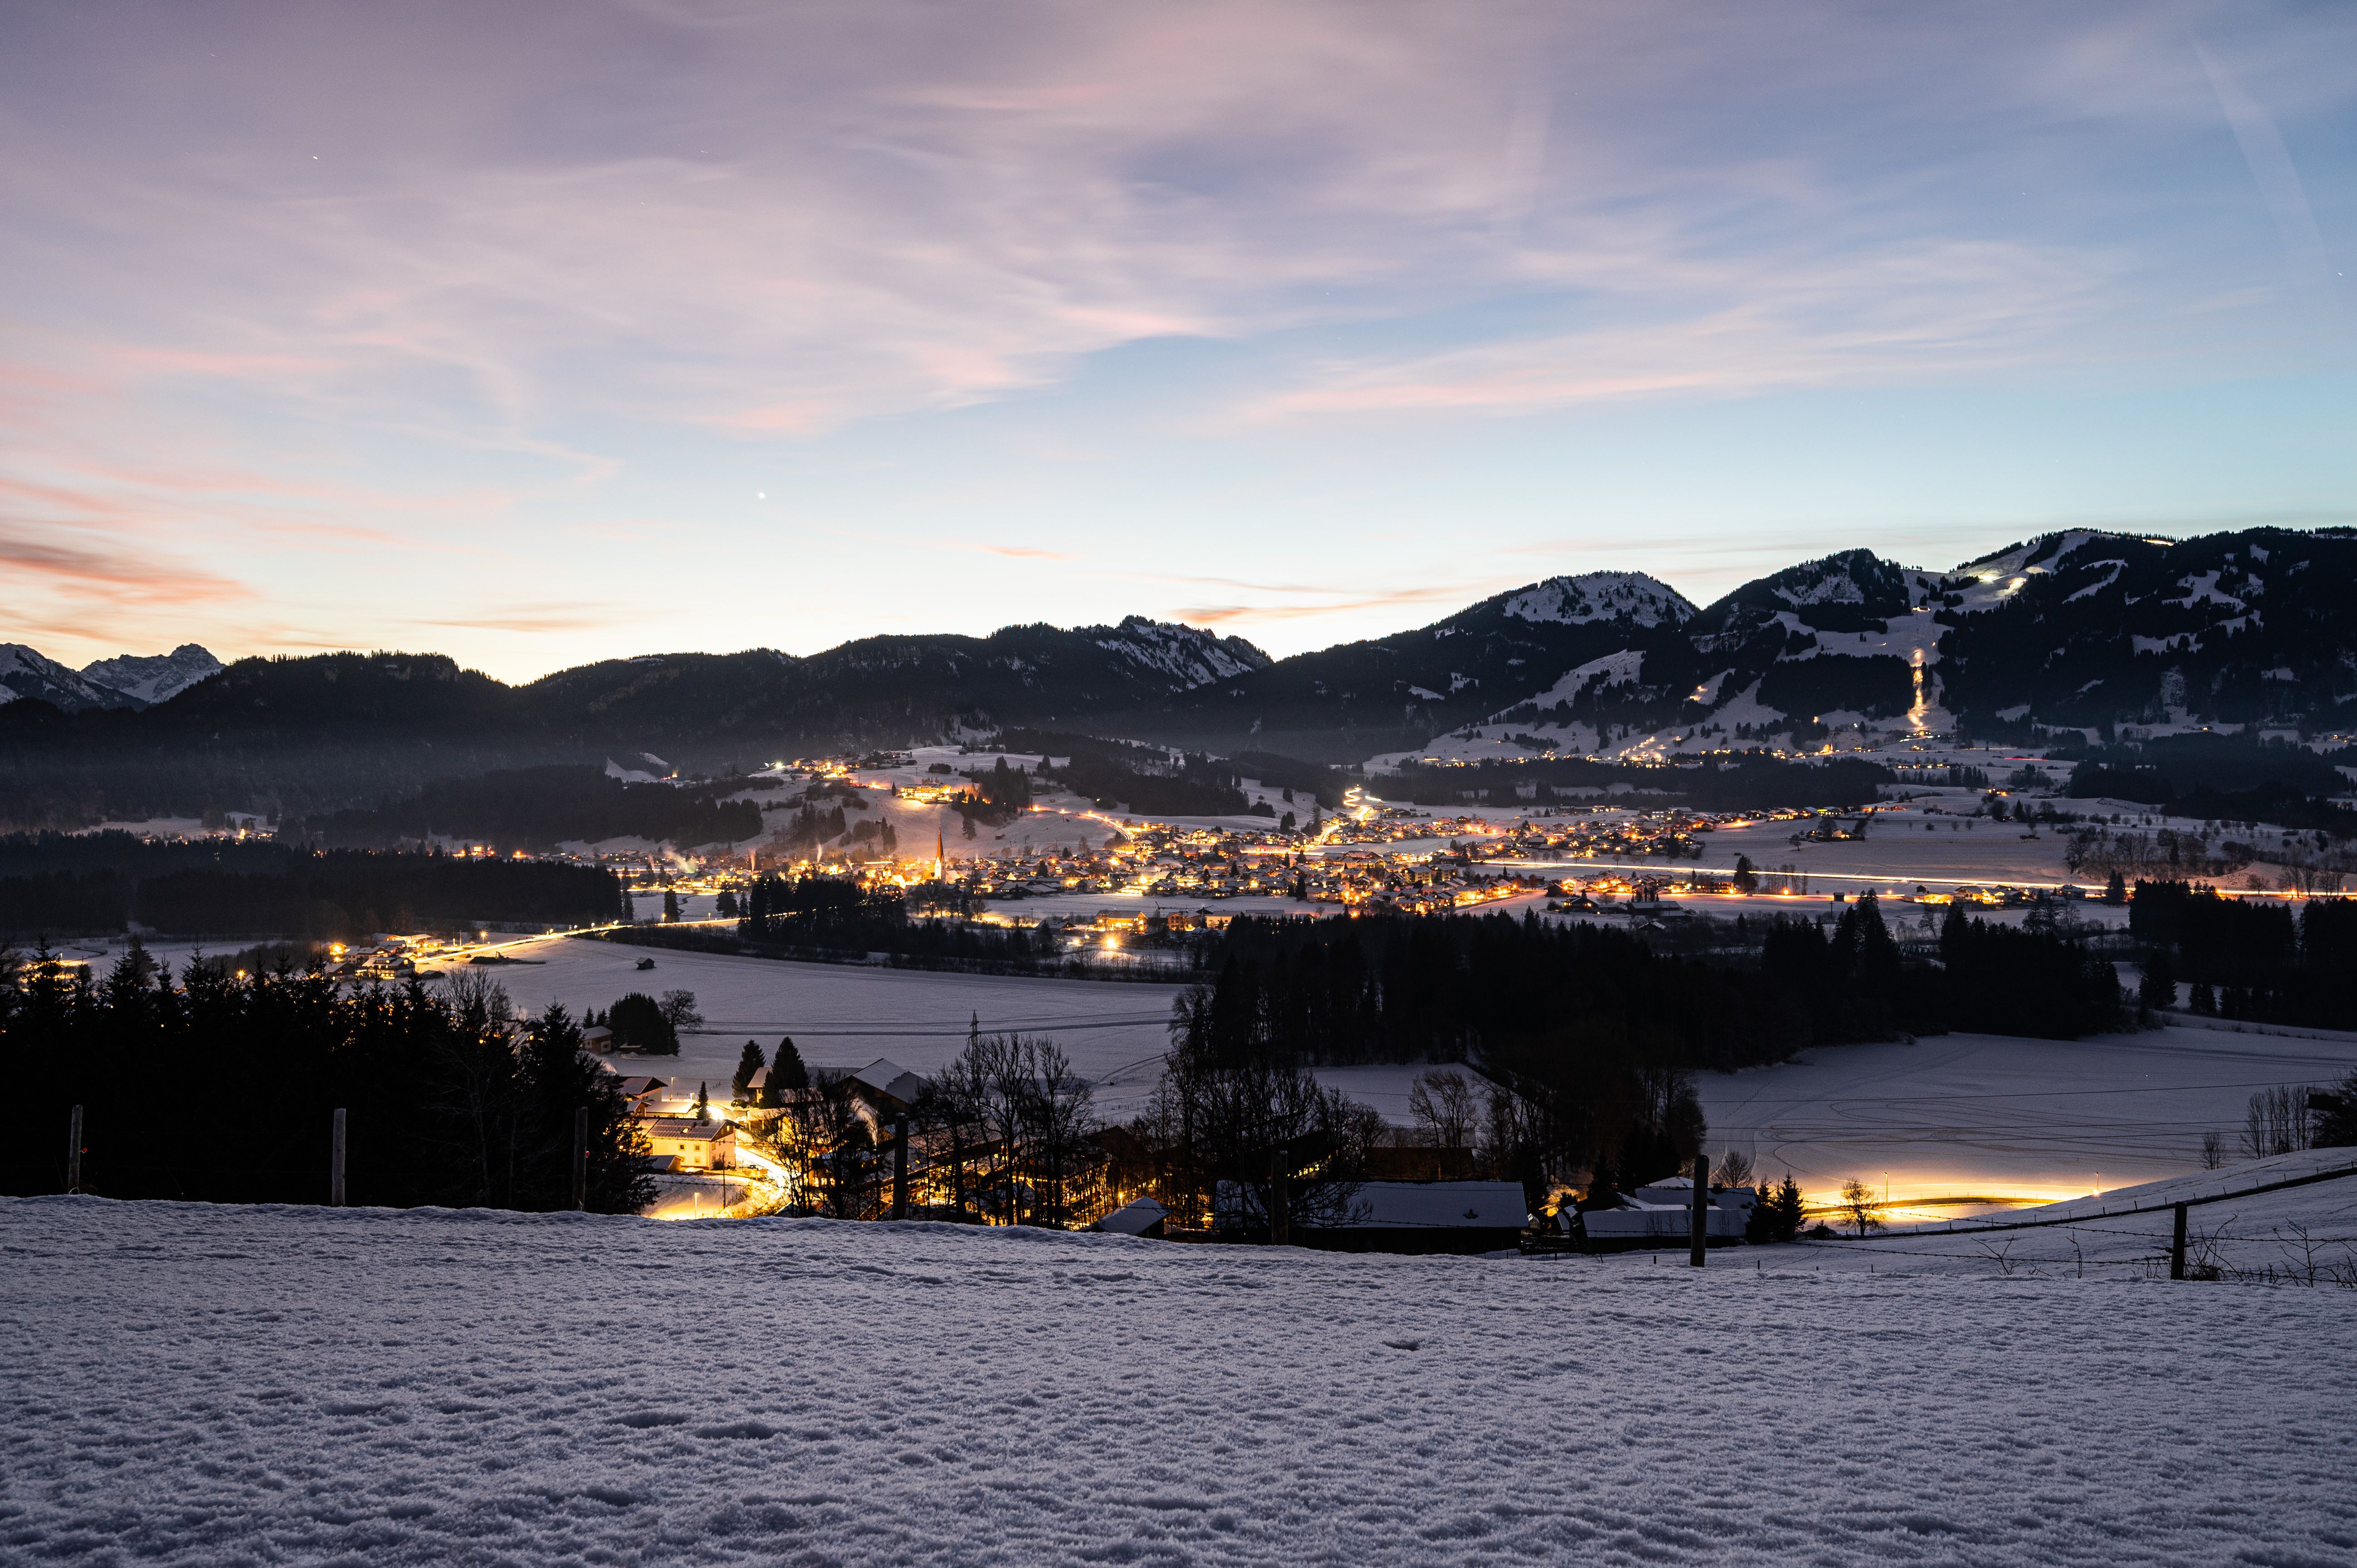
2, 527, 2350, 828
0, 644, 221, 713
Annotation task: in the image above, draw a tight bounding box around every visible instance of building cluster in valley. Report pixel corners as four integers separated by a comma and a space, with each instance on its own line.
591, 1049, 1774, 1256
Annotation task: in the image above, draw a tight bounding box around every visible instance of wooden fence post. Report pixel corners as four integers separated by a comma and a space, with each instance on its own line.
331, 1108, 347, 1207
2170, 1202, 2188, 1280
1690, 1154, 1709, 1267
1270, 1146, 1290, 1247
66, 1105, 83, 1195
572, 1107, 589, 1213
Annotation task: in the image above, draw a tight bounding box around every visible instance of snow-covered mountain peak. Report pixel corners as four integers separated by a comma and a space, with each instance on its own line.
1756, 550, 1912, 613
1091, 617, 1271, 689
1501, 572, 1695, 628
0, 643, 141, 713
80, 643, 222, 706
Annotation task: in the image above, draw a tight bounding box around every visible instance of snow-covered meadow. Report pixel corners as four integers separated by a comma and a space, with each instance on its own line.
5, 1192, 2355, 1567
1698, 1018, 2357, 1212
472, 933, 1189, 1119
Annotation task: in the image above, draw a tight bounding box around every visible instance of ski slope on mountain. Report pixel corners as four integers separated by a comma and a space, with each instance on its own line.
5, 1195, 2353, 1567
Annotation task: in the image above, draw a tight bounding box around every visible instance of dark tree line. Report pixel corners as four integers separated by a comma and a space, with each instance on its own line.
1753, 896, 1925, 1043
734, 875, 1058, 966
308, 765, 761, 851
1189, 912, 1811, 1071
1746, 894, 2124, 1043
0, 834, 622, 940
997, 732, 1251, 817
2131, 883, 2357, 1028
1931, 903, 2127, 1039
1168, 899, 2130, 1197
1169, 912, 1807, 1196
1, 948, 652, 1209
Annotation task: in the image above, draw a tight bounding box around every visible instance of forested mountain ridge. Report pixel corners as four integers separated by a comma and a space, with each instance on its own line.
1460, 529, 2357, 759
0, 626, 1273, 827
2, 529, 2351, 827
1091, 572, 1700, 760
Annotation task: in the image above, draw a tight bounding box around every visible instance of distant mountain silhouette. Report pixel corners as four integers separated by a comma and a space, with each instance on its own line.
3, 528, 2351, 826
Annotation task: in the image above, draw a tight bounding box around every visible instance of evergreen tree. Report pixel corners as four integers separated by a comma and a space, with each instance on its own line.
606, 991, 678, 1054
715, 888, 739, 918
1748, 1174, 1804, 1243
2138, 950, 2177, 1014
662, 888, 680, 922
2104, 869, 2127, 904
692, 1082, 710, 1124
516, 1003, 657, 1213
2191, 979, 2217, 1015
732, 1040, 766, 1103
772, 1035, 809, 1092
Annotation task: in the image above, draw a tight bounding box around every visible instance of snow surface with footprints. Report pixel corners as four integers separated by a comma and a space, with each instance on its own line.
6, 1196, 2355, 1567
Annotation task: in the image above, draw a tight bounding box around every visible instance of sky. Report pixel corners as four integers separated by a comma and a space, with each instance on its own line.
3, 1, 2354, 681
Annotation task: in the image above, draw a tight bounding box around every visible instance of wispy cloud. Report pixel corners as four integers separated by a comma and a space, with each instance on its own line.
0, 2, 2349, 668
963, 543, 1079, 561
416, 605, 628, 635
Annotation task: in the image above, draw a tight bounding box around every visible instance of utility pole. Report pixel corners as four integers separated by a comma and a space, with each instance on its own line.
331, 1108, 347, 1206
66, 1105, 83, 1195
571, 1107, 589, 1213
1689, 1153, 1709, 1267
891, 1110, 909, 1221
1269, 1145, 1290, 1247
2170, 1202, 2188, 1281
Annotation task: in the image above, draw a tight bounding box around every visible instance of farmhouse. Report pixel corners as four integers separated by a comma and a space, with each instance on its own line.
637, 1116, 737, 1171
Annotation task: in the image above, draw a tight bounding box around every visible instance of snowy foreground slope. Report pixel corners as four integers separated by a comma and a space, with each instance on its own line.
5, 1200, 2354, 1568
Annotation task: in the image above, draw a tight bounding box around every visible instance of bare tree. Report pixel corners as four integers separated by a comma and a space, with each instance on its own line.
1839, 1177, 1882, 1237
1478, 1082, 1544, 1193
1133, 1040, 1371, 1237
759, 1072, 877, 1218
1016, 1036, 1097, 1228
1408, 1069, 1477, 1149
936, 1028, 1098, 1226
1713, 1148, 1756, 1188
2242, 1086, 2316, 1159
2200, 1129, 2226, 1170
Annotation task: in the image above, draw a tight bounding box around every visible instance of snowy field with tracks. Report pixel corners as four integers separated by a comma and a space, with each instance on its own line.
5, 1188, 2356, 1567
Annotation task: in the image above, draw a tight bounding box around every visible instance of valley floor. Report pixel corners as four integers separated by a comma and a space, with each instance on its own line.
5, 1193, 2354, 1567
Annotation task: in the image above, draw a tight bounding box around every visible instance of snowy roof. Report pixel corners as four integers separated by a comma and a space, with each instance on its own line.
851, 1058, 927, 1107
1341, 1182, 1527, 1230
639, 1117, 732, 1142
1093, 1198, 1167, 1236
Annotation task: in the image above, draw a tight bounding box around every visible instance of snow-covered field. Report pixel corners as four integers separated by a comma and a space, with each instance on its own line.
1700, 1019, 2357, 1212
5, 1191, 2355, 1566
473, 934, 1190, 1118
